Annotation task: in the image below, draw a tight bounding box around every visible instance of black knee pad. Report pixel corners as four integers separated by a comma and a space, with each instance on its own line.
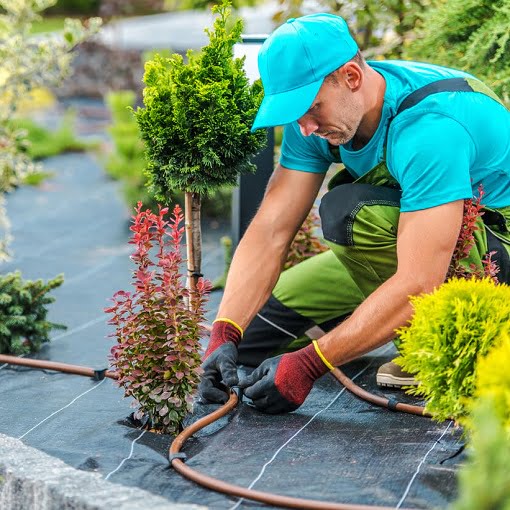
319, 183, 401, 246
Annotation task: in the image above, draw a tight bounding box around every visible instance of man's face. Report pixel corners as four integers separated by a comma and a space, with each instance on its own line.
297, 72, 364, 146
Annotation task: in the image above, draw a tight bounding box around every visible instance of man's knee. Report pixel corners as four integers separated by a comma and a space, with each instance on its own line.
319, 183, 402, 246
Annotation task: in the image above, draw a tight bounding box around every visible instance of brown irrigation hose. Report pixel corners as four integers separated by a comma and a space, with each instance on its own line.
331, 367, 429, 417
170, 389, 411, 510
0, 354, 118, 380
1, 353, 422, 509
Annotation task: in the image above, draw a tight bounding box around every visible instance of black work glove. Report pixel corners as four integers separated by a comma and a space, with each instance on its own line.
198, 321, 241, 404
238, 343, 330, 414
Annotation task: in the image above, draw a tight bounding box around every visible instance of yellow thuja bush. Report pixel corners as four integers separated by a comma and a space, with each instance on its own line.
465, 331, 510, 433
396, 278, 510, 422
452, 397, 510, 510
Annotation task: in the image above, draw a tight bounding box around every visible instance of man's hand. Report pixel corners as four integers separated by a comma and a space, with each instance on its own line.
238, 343, 331, 414
198, 320, 242, 404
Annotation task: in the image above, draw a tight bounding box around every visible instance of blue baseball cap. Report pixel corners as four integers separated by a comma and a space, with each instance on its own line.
251, 13, 358, 132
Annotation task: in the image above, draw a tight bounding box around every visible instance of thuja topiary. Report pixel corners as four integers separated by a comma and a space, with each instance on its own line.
134, 0, 266, 291
396, 278, 510, 422
106, 202, 210, 434
0, 271, 65, 355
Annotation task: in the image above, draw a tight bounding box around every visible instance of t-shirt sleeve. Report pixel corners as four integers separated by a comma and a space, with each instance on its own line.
279, 121, 333, 173
387, 113, 476, 212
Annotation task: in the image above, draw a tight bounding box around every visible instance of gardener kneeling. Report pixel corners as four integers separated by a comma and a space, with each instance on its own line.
198, 13, 510, 413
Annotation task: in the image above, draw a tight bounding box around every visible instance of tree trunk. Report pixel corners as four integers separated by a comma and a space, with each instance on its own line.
184, 191, 202, 303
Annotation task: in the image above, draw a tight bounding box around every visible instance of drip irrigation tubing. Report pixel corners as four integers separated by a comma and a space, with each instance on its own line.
0, 352, 429, 509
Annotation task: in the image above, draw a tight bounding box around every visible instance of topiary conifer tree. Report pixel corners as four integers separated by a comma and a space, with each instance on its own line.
134, 0, 266, 296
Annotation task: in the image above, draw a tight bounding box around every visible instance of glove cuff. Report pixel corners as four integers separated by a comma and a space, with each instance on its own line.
298, 343, 332, 380
204, 320, 242, 359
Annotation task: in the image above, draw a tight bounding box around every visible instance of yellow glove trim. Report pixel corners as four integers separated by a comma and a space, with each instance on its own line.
213, 317, 244, 337
312, 340, 335, 371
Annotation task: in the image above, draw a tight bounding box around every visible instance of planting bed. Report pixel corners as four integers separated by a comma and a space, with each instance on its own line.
0, 110, 465, 509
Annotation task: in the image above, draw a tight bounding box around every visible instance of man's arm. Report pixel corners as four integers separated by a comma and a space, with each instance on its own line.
217, 164, 326, 329
318, 199, 465, 365
198, 164, 325, 403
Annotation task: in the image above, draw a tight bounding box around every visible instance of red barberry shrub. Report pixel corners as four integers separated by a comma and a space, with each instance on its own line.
105, 202, 210, 434
447, 185, 499, 283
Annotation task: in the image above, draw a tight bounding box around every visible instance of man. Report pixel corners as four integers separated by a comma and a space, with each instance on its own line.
198, 13, 510, 413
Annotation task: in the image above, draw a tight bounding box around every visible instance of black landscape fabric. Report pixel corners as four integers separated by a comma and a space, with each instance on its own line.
0, 104, 464, 509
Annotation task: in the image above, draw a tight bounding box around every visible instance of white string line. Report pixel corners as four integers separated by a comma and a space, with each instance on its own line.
18, 378, 106, 440
104, 429, 147, 480
256, 313, 299, 339
395, 420, 454, 509
8, 217, 113, 265
228, 350, 389, 510
0, 353, 27, 371
51, 314, 107, 342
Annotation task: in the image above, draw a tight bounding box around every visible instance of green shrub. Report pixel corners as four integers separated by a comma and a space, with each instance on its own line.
104, 90, 232, 218
466, 331, 510, 433
106, 204, 209, 434
404, 0, 510, 104
44, 0, 100, 16
0, 271, 65, 355
12, 111, 95, 160
396, 278, 510, 422
134, 0, 266, 198
452, 397, 510, 510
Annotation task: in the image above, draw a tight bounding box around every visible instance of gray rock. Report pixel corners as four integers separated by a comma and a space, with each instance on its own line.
0, 433, 207, 510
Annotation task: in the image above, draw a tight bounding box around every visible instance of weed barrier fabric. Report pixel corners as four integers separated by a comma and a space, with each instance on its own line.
1, 128, 464, 509
0, 353, 464, 509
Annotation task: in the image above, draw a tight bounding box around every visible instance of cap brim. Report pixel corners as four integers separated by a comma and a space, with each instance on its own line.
251, 78, 324, 132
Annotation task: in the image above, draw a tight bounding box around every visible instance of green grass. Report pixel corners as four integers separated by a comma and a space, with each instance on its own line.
30, 17, 66, 34
11, 112, 98, 160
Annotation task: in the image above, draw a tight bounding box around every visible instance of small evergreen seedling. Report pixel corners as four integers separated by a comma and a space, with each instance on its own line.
134, 0, 266, 292
106, 203, 210, 434
0, 271, 65, 355
396, 278, 510, 422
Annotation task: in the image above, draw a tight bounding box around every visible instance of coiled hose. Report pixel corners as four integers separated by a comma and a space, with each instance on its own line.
0, 353, 427, 509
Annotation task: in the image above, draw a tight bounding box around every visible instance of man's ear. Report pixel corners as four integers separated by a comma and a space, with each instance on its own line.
340, 62, 363, 92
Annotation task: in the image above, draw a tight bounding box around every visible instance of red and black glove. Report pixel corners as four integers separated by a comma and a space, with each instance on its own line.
238, 342, 332, 414
198, 320, 242, 404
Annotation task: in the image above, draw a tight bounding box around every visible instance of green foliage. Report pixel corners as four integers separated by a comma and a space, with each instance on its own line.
43, 0, 100, 15
106, 204, 210, 434
404, 0, 510, 103
104, 90, 232, 218
11, 112, 95, 160
0, 0, 101, 260
396, 278, 510, 422
272, 0, 426, 54
464, 331, 510, 434
30, 16, 66, 34
452, 397, 510, 510
0, 271, 65, 355
134, 0, 266, 199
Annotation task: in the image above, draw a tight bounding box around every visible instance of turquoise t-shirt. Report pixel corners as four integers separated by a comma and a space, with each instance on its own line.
279, 60, 510, 212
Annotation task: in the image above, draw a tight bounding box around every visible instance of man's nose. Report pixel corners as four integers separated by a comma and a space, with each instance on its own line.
297, 115, 319, 137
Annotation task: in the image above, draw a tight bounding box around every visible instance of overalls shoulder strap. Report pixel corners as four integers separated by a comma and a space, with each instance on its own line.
328, 77, 506, 191
396, 77, 506, 115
